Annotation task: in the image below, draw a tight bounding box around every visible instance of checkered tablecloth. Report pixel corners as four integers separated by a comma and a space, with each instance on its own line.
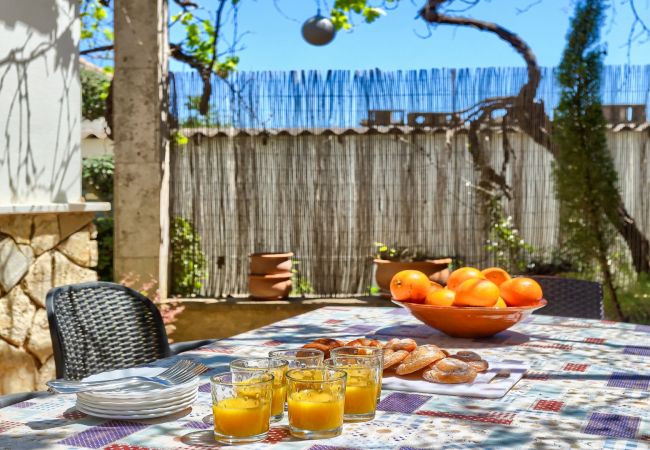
2, 306, 650, 449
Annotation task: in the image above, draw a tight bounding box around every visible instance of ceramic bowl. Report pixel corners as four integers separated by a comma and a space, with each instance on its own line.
392, 299, 547, 338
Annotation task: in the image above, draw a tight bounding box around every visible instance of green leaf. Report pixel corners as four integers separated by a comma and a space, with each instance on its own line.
102, 28, 114, 41
331, 10, 351, 30
173, 131, 189, 146
180, 12, 193, 25
93, 6, 107, 20
363, 7, 385, 23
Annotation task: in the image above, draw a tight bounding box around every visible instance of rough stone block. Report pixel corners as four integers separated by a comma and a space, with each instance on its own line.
26, 308, 52, 364
0, 237, 31, 292
0, 215, 32, 244
36, 356, 56, 391
58, 212, 95, 241
53, 251, 98, 286
32, 214, 60, 256
0, 286, 36, 347
21, 252, 53, 308
58, 228, 96, 267
88, 221, 98, 239
0, 337, 37, 395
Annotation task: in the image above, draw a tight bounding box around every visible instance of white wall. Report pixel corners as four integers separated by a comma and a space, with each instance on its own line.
0, 0, 81, 205
81, 137, 114, 159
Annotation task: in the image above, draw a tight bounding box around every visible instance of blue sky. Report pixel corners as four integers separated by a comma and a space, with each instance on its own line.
169, 0, 650, 72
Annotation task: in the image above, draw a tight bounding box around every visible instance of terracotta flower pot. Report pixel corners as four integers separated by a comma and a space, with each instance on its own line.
374, 258, 452, 296
249, 273, 292, 300
249, 252, 294, 275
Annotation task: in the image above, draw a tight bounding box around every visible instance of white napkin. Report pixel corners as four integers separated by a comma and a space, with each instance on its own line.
381, 360, 527, 399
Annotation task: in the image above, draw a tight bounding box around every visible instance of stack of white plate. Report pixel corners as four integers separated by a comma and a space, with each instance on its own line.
76, 367, 200, 419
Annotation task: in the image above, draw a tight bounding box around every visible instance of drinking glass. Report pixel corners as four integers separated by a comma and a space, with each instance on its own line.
230, 357, 288, 422
331, 346, 384, 404
327, 347, 382, 422
211, 371, 273, 444
269, 348, 324, 368
286, 368, 346, 439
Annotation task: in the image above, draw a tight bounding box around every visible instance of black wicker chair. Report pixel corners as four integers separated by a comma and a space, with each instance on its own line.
530, 276, 604, 320
46, 282, 214, 380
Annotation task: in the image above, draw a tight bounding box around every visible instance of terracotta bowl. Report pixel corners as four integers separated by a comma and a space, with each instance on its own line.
392, 299, 547, 338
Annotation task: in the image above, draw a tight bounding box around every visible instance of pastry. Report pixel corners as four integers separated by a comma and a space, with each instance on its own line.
302, 338, 344, 358
423, 358, 477, 384
346, 338, 383, 348
383, 338, 417, 352
395, 344, 446, 375
449, 351, 489, 373
383, 348, 410, 369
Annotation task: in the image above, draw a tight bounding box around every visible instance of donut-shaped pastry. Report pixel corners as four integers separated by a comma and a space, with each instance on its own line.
449, 351, 489, 373
383, 348, 410, 370
346, 338, 383, 348
302, 338, 344, 359
395, 344, 446, 375
383, 338, 417, 352
423, 358, 477, 384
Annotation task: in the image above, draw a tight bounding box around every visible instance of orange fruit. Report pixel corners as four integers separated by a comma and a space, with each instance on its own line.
425, 288, 456, 307
494, 297, 507, 308
454, 278, 500, 307
390, 270, 431, 303
481, 267, 511, 287
428, 281, 443, 293
446, 267, 485, 291
499, 277, 543, 306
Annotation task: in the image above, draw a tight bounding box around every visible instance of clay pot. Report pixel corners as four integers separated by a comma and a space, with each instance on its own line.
250, 252, 293, 275
374, 258, 453, 296
249, 273, 292, 300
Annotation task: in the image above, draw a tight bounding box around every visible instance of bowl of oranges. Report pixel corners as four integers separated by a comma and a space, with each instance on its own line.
390, 267, 546, 338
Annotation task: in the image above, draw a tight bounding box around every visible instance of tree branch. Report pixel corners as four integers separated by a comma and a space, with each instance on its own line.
172, 0, 199, 9
211, 0, 229, 69
80, 45, 114, 55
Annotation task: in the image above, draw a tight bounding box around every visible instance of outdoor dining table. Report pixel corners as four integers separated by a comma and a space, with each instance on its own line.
1, 305, 650, 449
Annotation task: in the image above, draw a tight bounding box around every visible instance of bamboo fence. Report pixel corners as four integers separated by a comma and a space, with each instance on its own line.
169, 66, 650, 297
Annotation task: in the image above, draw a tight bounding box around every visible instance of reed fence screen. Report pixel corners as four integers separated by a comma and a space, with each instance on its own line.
169, 66, 650, 297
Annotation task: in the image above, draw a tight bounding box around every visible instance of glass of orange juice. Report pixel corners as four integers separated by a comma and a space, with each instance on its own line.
286, 368, 346, 440
327, 348, 382, 422
331, 346, 384, 404
211, 371, 273, 444
230, 357, 288, 422
269, 348, 324, 368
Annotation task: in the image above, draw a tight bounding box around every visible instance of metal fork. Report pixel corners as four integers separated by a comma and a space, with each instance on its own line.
47, 360, 208, 394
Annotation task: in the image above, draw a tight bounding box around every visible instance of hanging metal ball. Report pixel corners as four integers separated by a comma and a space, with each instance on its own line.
302, 15, 336, 46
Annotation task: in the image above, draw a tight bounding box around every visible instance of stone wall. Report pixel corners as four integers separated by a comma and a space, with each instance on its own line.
0, 212, 98, 395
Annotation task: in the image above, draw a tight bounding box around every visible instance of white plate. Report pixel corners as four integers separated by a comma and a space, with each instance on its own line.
78, 387, 198, 408
77, 366, 199, 401
382, 360, 528, 399
77, 390, 197, 410
76, 400, 194, 419
77, 393, 197, 415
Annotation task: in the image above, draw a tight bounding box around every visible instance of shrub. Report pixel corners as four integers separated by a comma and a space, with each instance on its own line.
81, 68, 110, 120
170, 216, 207, 296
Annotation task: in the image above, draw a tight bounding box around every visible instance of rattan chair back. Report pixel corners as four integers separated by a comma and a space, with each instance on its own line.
46, 282, 171, 380
530, 276, 604, 320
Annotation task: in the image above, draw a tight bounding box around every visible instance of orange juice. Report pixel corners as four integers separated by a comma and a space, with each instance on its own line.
288, 389, 344, 431
213, 397, 270, 437
271, 384, 287, 417
344, 382, 377, 414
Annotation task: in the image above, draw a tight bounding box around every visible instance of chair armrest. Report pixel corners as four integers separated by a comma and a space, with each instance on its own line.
170, 339, 217, 355
0, 391, 52, 408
